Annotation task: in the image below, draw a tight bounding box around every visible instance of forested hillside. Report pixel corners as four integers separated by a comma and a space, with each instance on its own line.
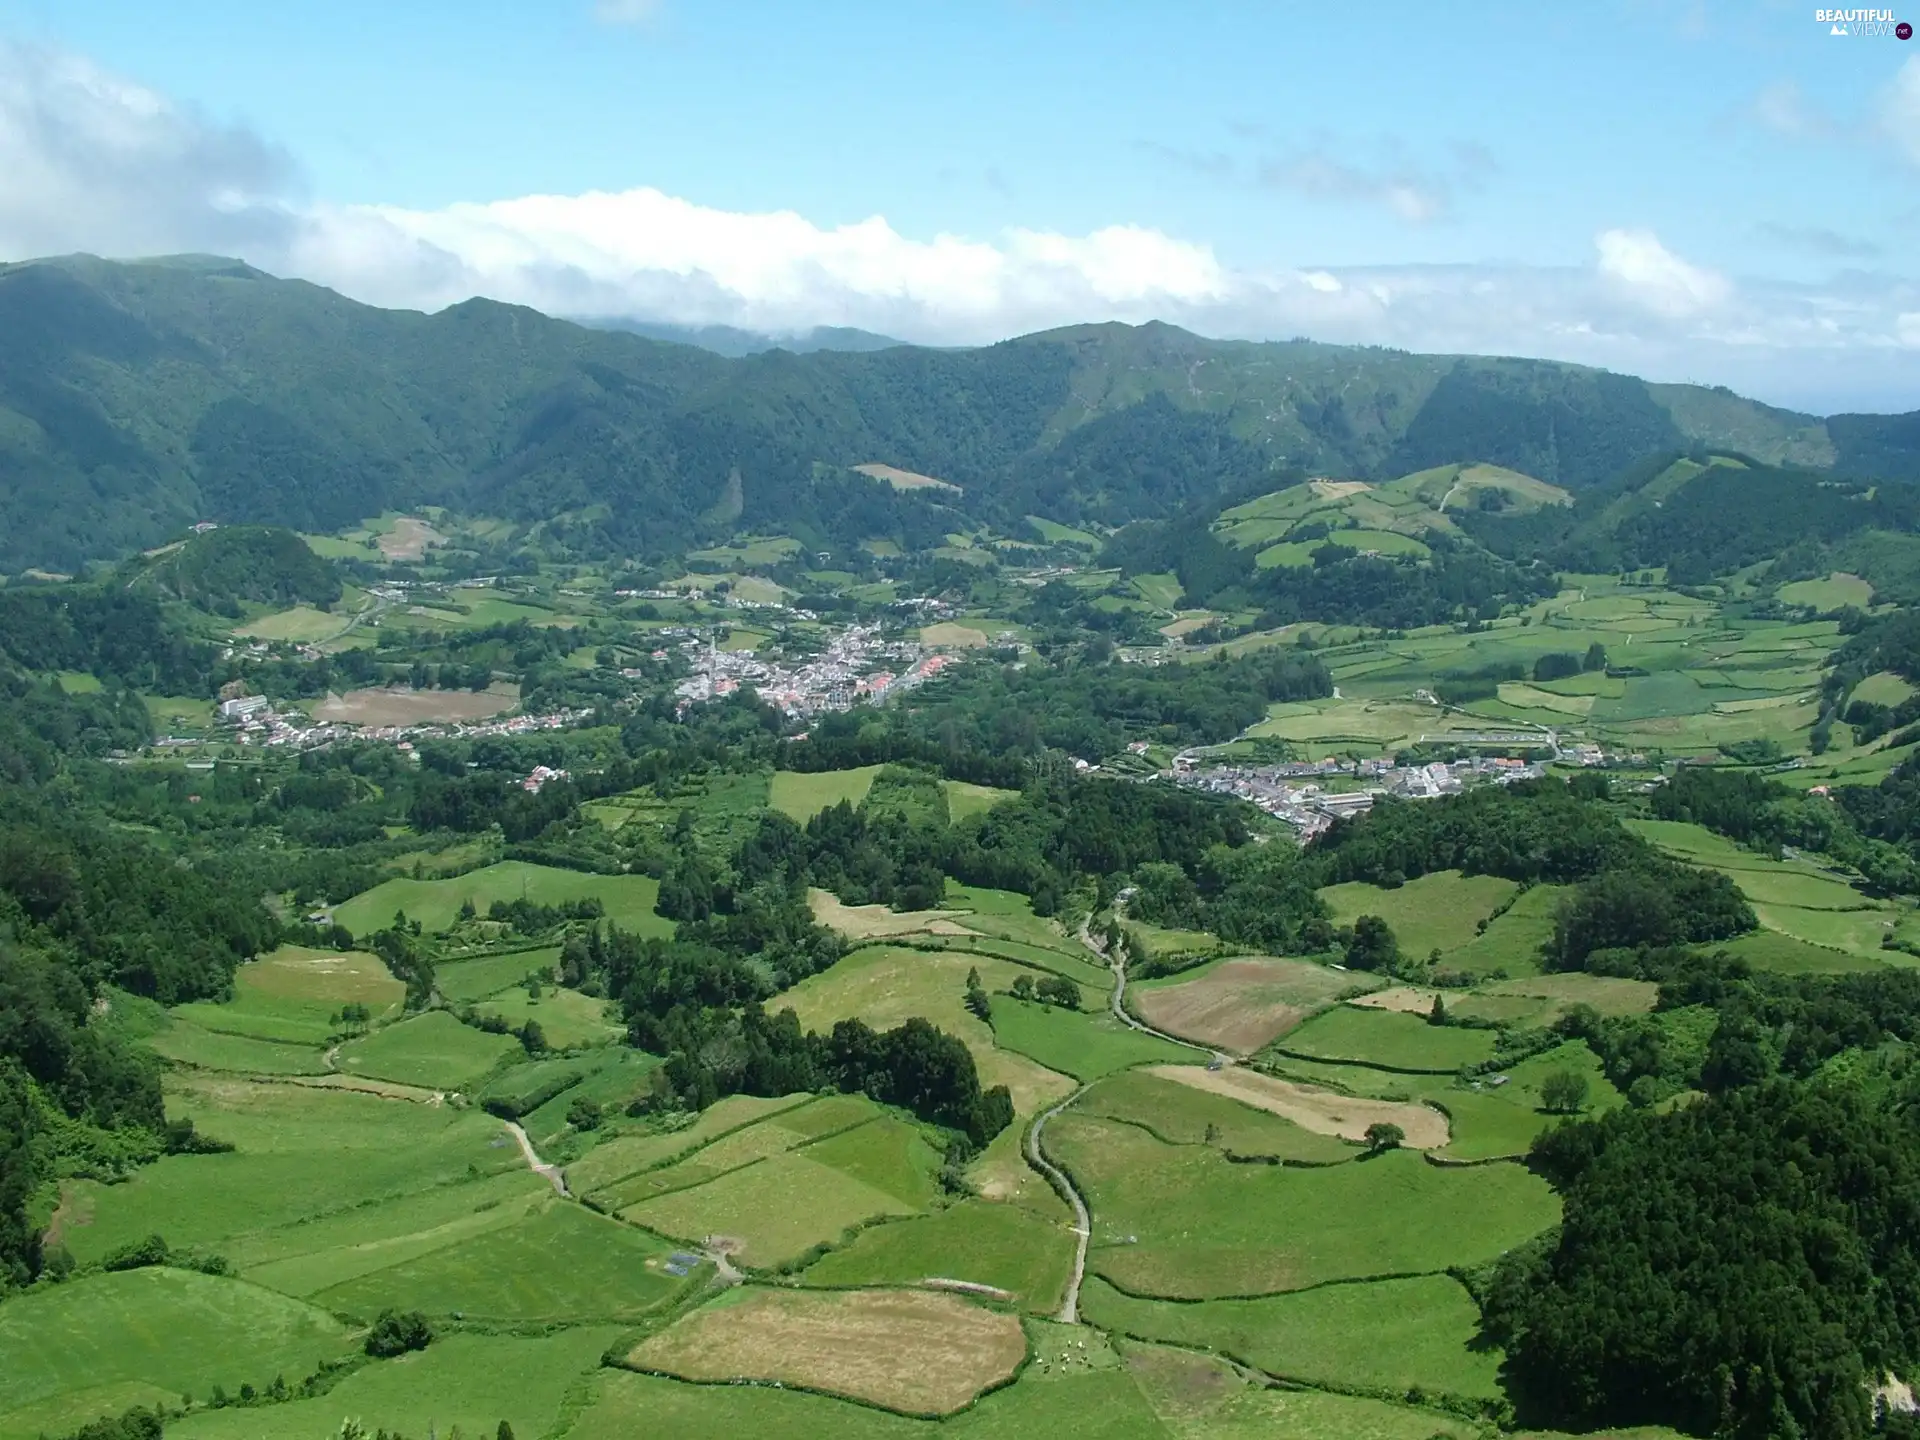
4, 254, 1917, 573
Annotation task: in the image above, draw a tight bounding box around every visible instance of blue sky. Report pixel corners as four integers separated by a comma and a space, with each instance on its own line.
0, 0, 1916, 410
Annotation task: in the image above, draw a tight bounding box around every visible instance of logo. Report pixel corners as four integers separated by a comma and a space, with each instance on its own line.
1816, 7, 1909, 34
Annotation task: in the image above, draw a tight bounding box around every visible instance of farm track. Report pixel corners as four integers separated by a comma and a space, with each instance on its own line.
505, 1119, 570, 1197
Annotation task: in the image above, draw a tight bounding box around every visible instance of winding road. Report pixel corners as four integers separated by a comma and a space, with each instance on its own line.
1024, 906, 1221, 1324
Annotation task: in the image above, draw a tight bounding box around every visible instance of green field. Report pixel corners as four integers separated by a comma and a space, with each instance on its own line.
173, 945, 404, 1045
167, 1328, 622, 1440
988, 997, 1194, 1081
769, 766, 883, 822
1053, 1113, 1557, 1299
335, 1010, 523, 1090
1439, 884, 1566, 977
334, 862, 670, 936
313, 1196, 686, 1321
1280, 1005, 1500, 1072
146, 1022, 329, 1074
61, 1078, 522, 1266
945, 779, 1018, 823
0, 1269, 355, 1440
1321, 870, 1520, 958
1082, 1272, 1502, 1398
799, 1200, 1076, 1312
474, 985, 621, 1048
436, 945, 562, 1001
1077, 1068, 1355, 1164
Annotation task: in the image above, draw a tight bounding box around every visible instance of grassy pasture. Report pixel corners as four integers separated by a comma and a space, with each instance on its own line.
334, 1010, 522, 1091
1852, 670, 1916, 707
1123, 1344, 1488, 1438
0, 1269, 354, 1440
988, 996, 1194, 1080
334, 861, 669, 936
569, 1365, 1170, 1440
172, 945, 403, 1045
474, 985, 621, 1048
1280, 1006, 1500, 1072
945, 779, 1017, 822
619, 1147, 925, 1268
519, 1048, 661, 1145
1320, 871, 1521, 959
567, 1092, 816, 1195
63, 1078, 519, 1265
146, 1022, 329, 1075
1777, 572, 1872, 610
234, 604, 347, 643
588, 1096, 874, 1210
232, 1169, 548, 1295
628, 1287, 1026, 1418
1714, 928, 1888, 974
1077, 1068, 1355, 1163
1146, 1065, 1447, 1149
1132, 956, 1365, 1054
769, 765, 883, 822
799, 1200, 1076, 1312
166, 1328, 622, 1440
435, 945, 561, 1002
1083, 1272, 1501, 1398
1439, 883, 1566, 977
778, 944, 1076, 1123
1052, 1114, 1557, 1298
314, 1196, 685, 1321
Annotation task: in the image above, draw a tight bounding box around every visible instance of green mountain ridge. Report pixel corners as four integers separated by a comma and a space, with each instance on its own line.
1, 253, 1915, 573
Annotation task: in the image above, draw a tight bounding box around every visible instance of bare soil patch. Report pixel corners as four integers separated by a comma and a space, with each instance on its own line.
1147, 1065, 1449, 1149
1349, 985, 1442, 1016
1309, 479, 1372, 500
1134, 958, 1365, 1055
808, 889, 978, 940
853, 463, 962, 493
378, 515, 445, 561
628, 1287, 1023, 1416
920, 622, 992, 649
312, 685, 517, 727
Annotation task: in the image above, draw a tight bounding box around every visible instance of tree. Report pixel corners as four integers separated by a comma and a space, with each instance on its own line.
1427, 994, 1447, 1026
1540, 1068, 1590, 1115
365, 1309, 433, 1357
1583, 641, 1609, 672
566, 1096, 602, 1131
1010, 974, 1036, 1002
1036, 975, 1080, 1010
497, 1423, 516, 1440
964, 966, 991, 1021
1363, 1121, 1404, 1154
1346, 915, 1400, 972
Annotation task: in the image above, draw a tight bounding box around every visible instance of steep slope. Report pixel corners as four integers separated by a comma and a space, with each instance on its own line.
1, 254, 1914, 573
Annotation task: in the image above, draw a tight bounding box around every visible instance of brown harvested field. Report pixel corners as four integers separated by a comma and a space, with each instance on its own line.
1133, 958, 1369, 1055
1309, 479, 1372, 500
312, 685, 517, 727
1349, 985, 1442, 1016
627, 1287, 1024, 1416
378, 515, 445, 560
808, 889, 980, 940
1147, 1065, 1449, 1149
853, 462, 962, 493
920, 622, 992, 649
1476, 973, 1658, 1017
1158, 613, 1216, 639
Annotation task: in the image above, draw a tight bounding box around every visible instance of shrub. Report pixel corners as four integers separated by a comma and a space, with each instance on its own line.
364, 1309, 433, 1357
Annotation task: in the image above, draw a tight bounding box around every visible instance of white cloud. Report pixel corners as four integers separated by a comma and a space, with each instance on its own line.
0, 41, 297, 260
1881, 55, 1920, 166
2, 41, 1918, 412
1595, 228, 1732, 318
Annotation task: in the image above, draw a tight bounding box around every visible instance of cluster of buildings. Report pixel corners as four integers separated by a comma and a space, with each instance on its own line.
191, 695, 596, 753
671, 622, 950, 717
1172, 753, 1550, 840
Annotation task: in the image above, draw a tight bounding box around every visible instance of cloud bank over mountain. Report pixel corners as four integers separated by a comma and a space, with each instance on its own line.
2, 40, 1915, 413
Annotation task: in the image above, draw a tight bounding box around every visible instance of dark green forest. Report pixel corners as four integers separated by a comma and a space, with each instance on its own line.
4, 255, 1915, 573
